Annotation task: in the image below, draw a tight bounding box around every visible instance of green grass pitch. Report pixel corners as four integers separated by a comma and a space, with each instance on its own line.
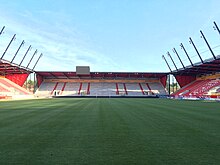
0, 98, 219, 164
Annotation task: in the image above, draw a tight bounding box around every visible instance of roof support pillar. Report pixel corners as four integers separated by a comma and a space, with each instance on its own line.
189, 37, 203, 63
1, 34, 16, 59
32, 53, 43, 70
19, 45, 31, 66
200, 30, 216, 60
167, 51, 178, 71
162, 55, 172, 72
180, 43, 194, 66
173, 48, 185, 69
11, 40, 25, 63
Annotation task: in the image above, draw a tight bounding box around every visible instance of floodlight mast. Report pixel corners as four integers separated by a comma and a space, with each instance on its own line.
32, 53, 43, 70
19, 45, 31, 66
173, 48, 185, 69
26, 49, 37, 68
11, 40, 25, 63
0, 26, 5, 36
200, 30, 216, 60
1, 34, 16, 59
189, 37, 203, 63
180, 43, 194, 66
167, 51, 178, 71
213, 21, 220, 35
162, 55, 172, 72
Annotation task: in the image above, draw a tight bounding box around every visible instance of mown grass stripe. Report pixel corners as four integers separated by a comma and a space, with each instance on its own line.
0, 98, 219, 164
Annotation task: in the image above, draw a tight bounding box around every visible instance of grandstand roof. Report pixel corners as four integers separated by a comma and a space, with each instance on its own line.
0, 59, 33, 76
171, 55, 220, 76
35, 71, 168, 79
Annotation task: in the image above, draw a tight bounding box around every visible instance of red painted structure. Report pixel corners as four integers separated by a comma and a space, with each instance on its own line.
87, 83, 90, 95
175, 75, 196, 88
6, 73, 29, 87
78, 83, 82, 95
61, 82, 67, 95
115, 83, 119, 95
123, 83, 128, 95
35, 71, 168, 88
173, 56, 220, 88
139, 83, 145, 95
0, 59, 32, 87
51, 82, 58, 95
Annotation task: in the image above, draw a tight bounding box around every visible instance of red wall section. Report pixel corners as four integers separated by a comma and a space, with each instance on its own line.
5, 73, 29, 87
36, 74, 43, 87
160, 75, 167, 88
175, 75, 196, 88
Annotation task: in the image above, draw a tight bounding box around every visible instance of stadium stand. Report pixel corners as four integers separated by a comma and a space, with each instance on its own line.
173, 79, 220, 98
126, 83, 143, 96
0, 80, 11, 98
60, 82, 67, 95
35, 76, 168, 98
0, 81, 10, 92
1, 21, 220, 101
0, 59, 33, 99
62, 82, 80, 96
34, 72, 168, 97
33, 82, 55, 97
89, 82, 117, 96
148, 82, 167, 95
0, 77, 30, 95
80, 82, 88, 95
168, 50, 220, 99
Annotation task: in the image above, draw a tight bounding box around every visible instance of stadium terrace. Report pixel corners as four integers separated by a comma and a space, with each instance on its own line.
0, 22, 220, 99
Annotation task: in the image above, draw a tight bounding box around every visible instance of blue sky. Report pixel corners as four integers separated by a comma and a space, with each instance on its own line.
0, 0, 220, 72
